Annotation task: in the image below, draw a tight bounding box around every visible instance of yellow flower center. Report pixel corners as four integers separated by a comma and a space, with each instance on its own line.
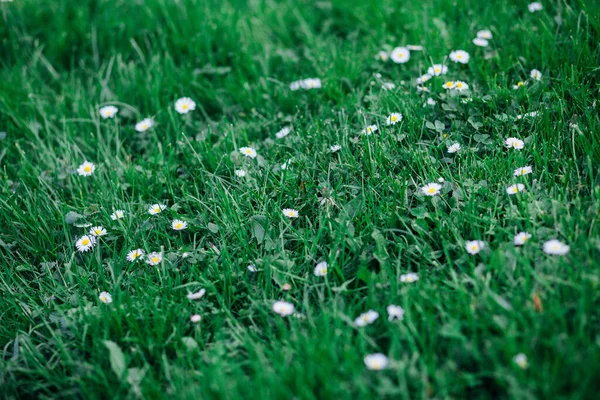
82, 239, 89, 245
175, 223, 182, 229
457, 83, 463, 88
142, 124, 148, 129
471, 245, 478, 251
443, 134, 447, 138
84, 166, 91, 172
95, 230, 101, 234
152, 257, 159, 263
517, 81, 524, 87
182, 104, 188, 109
154, 208, 160, 213
428, 188, 436, 193
457, 54, 462, 59
391, 116, 397, 121
435, 68, 441, 73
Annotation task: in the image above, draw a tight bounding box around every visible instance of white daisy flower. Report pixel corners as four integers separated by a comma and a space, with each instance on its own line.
421, 183, 442, 196
543, 240, 570, 255
171, 219, 188, 231
354, 310, 379, 327
127, 249, 145, 262
514, 166, 533, 176
375, 51, 389, 61
530, 69, 542, 81
235, 169, 247, 177
513, 353, 529, 369
76, 235, 95, 253
473, 38, 489, 47
77, 161, 96, 177
330, 144, 342, 153
386, 305, 405, 321
290, 78, 321, 91
386, 113, 403, 126
90, 226, 107, 237
442, 81, 455, 89
272, 300, 295, 316
505, 137, 525, 150
454, 81, 469, 91
314, 261, 328, 277
447, 143, 461, 153
466, 240, 485, 255
239, 147, 257, 159
190, 314, 202, 323
110, 210, 125, 220
362, 125, 378, 135
528, 2, 543, 12
507, 183, 526, 195
424, 98, 436, 107
449, 50, 470, 64
99, 291, 112, 304
175, 97, 196, 114
275, 127, 291, 139
381, 82, 396, 90
364, 353, 389, 371
99, 106, 118, 119
187, 289, 206, 300
135, 118, 154, 132
145, 252, 163, 266
427, 64, 448, 76
390, 46, 410, 64
247, 264, 257, 272
416, 73, 432, 84
148, 204, 167, 215
406, 45, 423, 51
514, 232, 532, 246
282, 208, 299, 218
477, 30, 493, 39
400, 273, 419, 283
513, 81, 527, 90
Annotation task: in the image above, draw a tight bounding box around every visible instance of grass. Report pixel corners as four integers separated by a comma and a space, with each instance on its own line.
1, 0, 600, 398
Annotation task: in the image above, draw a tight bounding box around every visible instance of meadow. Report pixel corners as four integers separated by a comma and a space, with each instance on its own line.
1, 0, 600, 398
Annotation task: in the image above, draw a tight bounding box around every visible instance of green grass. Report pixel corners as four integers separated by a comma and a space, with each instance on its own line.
1, 0, 600, 398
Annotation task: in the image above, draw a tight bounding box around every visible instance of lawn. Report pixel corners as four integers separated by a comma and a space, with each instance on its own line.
1, 0, 600, 398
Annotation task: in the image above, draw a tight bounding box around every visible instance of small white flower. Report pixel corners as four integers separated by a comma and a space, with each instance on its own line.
424, 98, 436, 107
135, 118, 154, 132
127, 249, 145, 262
235, 169, 247, 177
99, 106, 118, 119
513, 81, 527, 90
99, 291, 112, 304
76, 235, 96, 252
375, 51, 389, 61
239, 147, 257, 159
290, 78, 321, 91
110, 210, 125, 220
187, 289, 206, 300
454, 81, 469, 92
314, 261, 328, 277
514, 232, 532, 246
275, 127, 291, 139
466, 240, 485, 255
282, 208, 299, 218
427, 64, 448, 76
473, 38, 489, 47
438, 177, 445, 183
449, 50, 470, 64
513, 353, 529, 369
175, 97, 196, 114
190, 314, 202, 323
477, 30, 493, 39
386, 305, 405, 321
354, 310, 379, 327
148, 204, 167, 215
330, 144, 342, 153
77, 161, 96, 177
421, 183, 442, 196
530, 69, 542, 81
528, 2, 543, 12
406, 45, 423, 51
248, 264, 257, 272
364, 353, 389, 371
362, 125, 378, 135
145, 252, 163, 266
507, 183, 526, 195
505, 137, 525, 150
390, 46, 410, 64
381, 82, 396, 90
90, 226, 107, 237
416, 73, 432, 84
172, 219, 188, 231
386, 113, 403, 126
543, 240, 570, 255
442, 81, 455, 89
514, 166, 533, 176
272, 300, 295, 316
447, 143, 461, 153
400, 273, 419, 283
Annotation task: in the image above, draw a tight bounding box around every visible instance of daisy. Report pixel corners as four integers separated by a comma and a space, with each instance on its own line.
76, 235, 95, 252
507, 184, 526, 195
175, 97, 196, 114
466, 240, 485, 255
381, 82, 396, 90
272, 300, 295, 316
148, 204, 167, 215
442, 81, 455, 89
77, 161, 96, 177
416, 73, 432, 84
514, 166, 533, 176
190, 314, 202, 323
447, 143, 461, 153
514, 232, 532, 246
127, 249, 145, 262
473, 38, 489, 47
424, 98, 436, 107
400, 273, 419, 283
239, 147, 257, 159
247, 264, 257, 272
454, 81, 469, 91
505, 137, 525, 150
517, 111, 539, 120
449, 50, 470, 64
513, 81, 527, 90
98, 291, 112, 304
386, 113, 402, 126
275, 127, 291, 139
135, 118, 154, 132
406, 45, 424, 51
90, 226, 107, 237
387, 305, 405, 321
375, 51, 389, 61
390, 46, 410, 63
330, 144, 342, 153
543, 240, 570, 255
314, 261, 328, 276
362, 125, 378, 135
530, 69, 542, 81
421, 183, 442, 196
172, 219, 188, 231
513, 353, 529, 369
302, 78, 321, 90
282, 208, 299, 218
99, 106, 118, 119
477, 29, 493, 39
354, 310, 379, 327
110, 210, 125, 220
187, 289, 206, 300
235, 169, 247, 177
427, 64, 448, 76
528, 2, 543, 12
364, 353, 389, 371
145, 252, 163, 266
